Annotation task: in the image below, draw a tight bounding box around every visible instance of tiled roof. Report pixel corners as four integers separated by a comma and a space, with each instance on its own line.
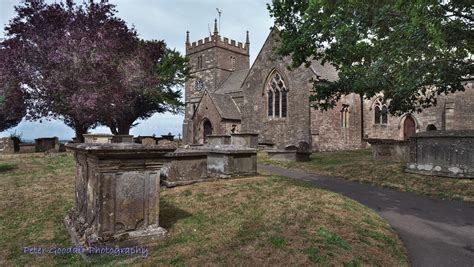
215, 69, 248, 94
209, 93, 241, 120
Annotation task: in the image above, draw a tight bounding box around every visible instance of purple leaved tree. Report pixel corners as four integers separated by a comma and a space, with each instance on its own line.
2, 0, 189, 141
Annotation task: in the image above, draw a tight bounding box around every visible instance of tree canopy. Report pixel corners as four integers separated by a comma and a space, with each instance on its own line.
268, 0, 473, 114
0, 46, 26, 132
1, 0, 189, 140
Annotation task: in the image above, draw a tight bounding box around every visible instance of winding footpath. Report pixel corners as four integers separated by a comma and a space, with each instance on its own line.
258, 164, 474, 267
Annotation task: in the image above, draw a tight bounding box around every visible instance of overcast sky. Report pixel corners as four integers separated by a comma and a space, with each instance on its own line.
0, 0, 273, 140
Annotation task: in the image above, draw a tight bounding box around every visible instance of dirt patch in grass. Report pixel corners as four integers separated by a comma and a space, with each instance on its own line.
0, 154, 408, 266
258, 149, 474, 202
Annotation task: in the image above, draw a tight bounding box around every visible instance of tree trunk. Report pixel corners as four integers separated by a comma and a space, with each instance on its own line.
74, 126, 88, 143
108, 125, 118, 135
117, 120, 132, 135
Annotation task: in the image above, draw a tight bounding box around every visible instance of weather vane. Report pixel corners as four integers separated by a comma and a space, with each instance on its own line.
216, 8, 222, 33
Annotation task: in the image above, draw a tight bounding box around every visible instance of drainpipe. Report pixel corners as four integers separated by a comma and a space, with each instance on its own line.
360, 94, 365, 148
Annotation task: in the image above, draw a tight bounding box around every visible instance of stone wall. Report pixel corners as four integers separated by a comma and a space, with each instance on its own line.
241, 31, 314, 149
0, 137, 18, 154
311, 94, 364, 151
191, 91, 227, 144
363, 84, 474, 141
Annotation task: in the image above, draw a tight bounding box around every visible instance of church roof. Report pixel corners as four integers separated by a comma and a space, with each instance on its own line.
215, 69, 248, 94
208, 92, 241, 120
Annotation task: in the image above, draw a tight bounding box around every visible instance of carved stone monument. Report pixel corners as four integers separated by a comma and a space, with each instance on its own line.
64, 143, 175, 251
366, 139, 410, 162
405, 130, 474, 178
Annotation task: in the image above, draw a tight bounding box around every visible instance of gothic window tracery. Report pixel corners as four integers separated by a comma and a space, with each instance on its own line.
267, 71, 288, 118
373, 100, 388, 125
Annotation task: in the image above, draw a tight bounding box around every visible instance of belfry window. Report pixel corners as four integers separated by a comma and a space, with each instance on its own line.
230, 56, 236, 71
267, 71, 288, 118
197, 55, 203, 69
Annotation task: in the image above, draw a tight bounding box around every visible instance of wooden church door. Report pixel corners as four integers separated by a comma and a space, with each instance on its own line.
403, 115, 416, 140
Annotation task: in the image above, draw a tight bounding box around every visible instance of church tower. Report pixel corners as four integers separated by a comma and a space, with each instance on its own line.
182, 19, 250, 144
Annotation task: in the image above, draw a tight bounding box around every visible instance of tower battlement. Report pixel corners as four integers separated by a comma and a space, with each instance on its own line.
185, 19, 249, 56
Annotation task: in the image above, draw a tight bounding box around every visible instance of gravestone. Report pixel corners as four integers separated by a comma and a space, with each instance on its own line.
64, 143, 175, 251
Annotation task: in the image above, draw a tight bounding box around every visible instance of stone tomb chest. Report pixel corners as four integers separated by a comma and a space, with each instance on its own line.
64, 143, 175, 250
405, 130, 474, 178
206, 146, 258, 178
83, 134, 114, 144
366, 139, 410, 162
35, 137, 59, 152
160, 150, 208, 187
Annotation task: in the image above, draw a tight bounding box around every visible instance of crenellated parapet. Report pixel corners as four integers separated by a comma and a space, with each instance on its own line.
186, 33, 249, 56
186, 19, 249, 56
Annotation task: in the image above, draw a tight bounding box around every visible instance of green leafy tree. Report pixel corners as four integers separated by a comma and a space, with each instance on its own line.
268, 0, 473, 114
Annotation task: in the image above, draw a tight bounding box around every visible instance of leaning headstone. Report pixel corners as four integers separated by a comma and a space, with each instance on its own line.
64, 143, 175, 253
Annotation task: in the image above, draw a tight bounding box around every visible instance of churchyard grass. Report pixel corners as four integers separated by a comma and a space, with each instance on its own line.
0, 153, 407, 266
258, 149, 474, 202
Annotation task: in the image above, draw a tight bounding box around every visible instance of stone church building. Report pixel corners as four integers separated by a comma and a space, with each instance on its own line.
182, 21, 474, 151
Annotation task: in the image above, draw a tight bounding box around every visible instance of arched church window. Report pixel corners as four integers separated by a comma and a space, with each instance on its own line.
341, 105, 349, 128
268, 91, 273, 116
374, 106, 381, 124
274, 90, 280, 117
381, 106, 388, 124
373, 100, 388, 125
281, 90, 288, 117
267, 70, 288, 118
